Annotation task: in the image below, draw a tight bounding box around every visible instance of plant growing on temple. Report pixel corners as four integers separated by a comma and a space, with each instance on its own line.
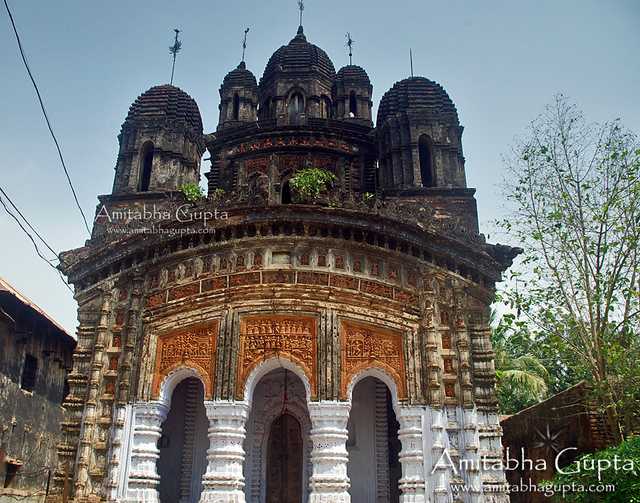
544, 436, 640, 502
498, 95, 640, 440
209, 188, 225, 202
289, 168, 336, 203
180, 183, 204, 203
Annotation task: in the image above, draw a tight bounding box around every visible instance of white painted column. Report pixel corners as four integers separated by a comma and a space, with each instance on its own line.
199, 401, 249, 503
423, 407, 451, 503
397, 406, 426, 503
308, 401, 351, 503
125, 402, 168, 503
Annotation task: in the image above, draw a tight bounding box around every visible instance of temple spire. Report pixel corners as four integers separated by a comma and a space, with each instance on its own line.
169, 28, 182, 85
241, 27, 249, 63
346, 32, 354, 65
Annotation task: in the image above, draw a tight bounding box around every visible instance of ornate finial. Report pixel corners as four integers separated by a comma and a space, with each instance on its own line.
297, 0, 304, 28
409, 48, 414, 78
241, 27, 250, 63
169, 29, 182, 85
346, 32, 355, 65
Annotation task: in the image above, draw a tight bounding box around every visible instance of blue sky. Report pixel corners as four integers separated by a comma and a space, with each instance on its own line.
1, 0, 638, 334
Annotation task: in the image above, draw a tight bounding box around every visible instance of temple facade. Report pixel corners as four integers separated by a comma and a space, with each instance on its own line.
55, 22, 519, 503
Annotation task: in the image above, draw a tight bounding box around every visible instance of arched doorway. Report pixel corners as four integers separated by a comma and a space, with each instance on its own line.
347, 376, 401, 503
244, 367, 311, 503
266, 413, 303, 503
288, 92, 304, 124
157, 377, 208, 503
418, 134, 434, 187
139, 141, 154, 192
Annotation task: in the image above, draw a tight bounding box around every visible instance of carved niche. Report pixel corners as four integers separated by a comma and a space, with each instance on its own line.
237, 315, 317, 399
340, 320, 406, 400
151, 321, 218, 398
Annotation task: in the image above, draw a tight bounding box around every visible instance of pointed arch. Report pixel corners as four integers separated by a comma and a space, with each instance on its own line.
243, 356, 312, 405
288, 91, 305, 123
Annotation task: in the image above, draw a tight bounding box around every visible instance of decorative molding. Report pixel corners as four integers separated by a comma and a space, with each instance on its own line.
236, 315, 317, 399
340, 320, 406, 400
151, 321, 218, 399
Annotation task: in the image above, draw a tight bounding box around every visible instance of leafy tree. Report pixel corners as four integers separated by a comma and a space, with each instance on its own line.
498, 95, 640, 439
546, 436, 640, 502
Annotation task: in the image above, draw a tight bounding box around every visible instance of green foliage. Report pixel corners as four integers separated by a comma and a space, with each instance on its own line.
498, 95, 640, 438
180, 183, 204, 203
289, 168, 336, 203
546, 436, 640, 502
492, 312, 551, 414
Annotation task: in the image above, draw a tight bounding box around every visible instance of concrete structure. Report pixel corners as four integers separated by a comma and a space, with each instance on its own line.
53, 21, 519, 503
0, 278, 75, 502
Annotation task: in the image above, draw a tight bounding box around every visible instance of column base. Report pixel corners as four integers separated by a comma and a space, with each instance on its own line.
198, 489, 245, 503
400, 494, 426, 503
309, 493, 351, 503
125, 486, 161, 503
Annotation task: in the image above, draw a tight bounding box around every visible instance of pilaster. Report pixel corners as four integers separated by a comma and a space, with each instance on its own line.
199, 401, 249, 503
397, 406, 426, 503
125, 401, 168, 503
308, 401, 351, 503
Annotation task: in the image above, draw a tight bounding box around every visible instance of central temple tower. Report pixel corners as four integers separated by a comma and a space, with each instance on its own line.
55, 21, 517, 503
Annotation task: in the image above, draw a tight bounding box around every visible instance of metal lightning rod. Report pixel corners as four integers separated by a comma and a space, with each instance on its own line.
241, 27, 250, 62
169, 29, 182, 85
346, 32, 354, 65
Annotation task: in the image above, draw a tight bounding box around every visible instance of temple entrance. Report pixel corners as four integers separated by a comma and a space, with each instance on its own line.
244, 367, 311, 502
266, 413, 303, 503
157, 377, 208, 503
347, 376, 401, 503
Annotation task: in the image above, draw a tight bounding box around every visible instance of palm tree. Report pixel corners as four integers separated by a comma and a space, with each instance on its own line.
491, 310, 550, 413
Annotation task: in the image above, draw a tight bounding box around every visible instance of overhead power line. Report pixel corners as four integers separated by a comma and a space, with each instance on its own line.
0, 185, 58, 257
3, 0, 91, 235
0, 186, 73, 294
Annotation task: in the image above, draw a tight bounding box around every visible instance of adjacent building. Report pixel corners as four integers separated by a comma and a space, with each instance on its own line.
0, 278, 75, 502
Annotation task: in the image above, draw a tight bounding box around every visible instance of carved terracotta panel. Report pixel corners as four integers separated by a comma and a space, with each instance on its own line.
237, 315, 317, 399
340, 320, 406, 400
151, 321, 218, 398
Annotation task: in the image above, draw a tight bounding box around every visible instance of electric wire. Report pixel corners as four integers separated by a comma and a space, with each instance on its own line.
3, 0, 91, 235
0, 185, 58, 257
0, 191, 74, 294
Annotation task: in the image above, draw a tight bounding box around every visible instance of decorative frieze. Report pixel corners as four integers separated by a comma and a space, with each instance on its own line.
236, 315, 317, 399
151, 322, 218, 398
340, 320, 406, 400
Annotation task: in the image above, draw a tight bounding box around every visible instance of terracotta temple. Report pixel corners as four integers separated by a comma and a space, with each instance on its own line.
54, 21, 520, 503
